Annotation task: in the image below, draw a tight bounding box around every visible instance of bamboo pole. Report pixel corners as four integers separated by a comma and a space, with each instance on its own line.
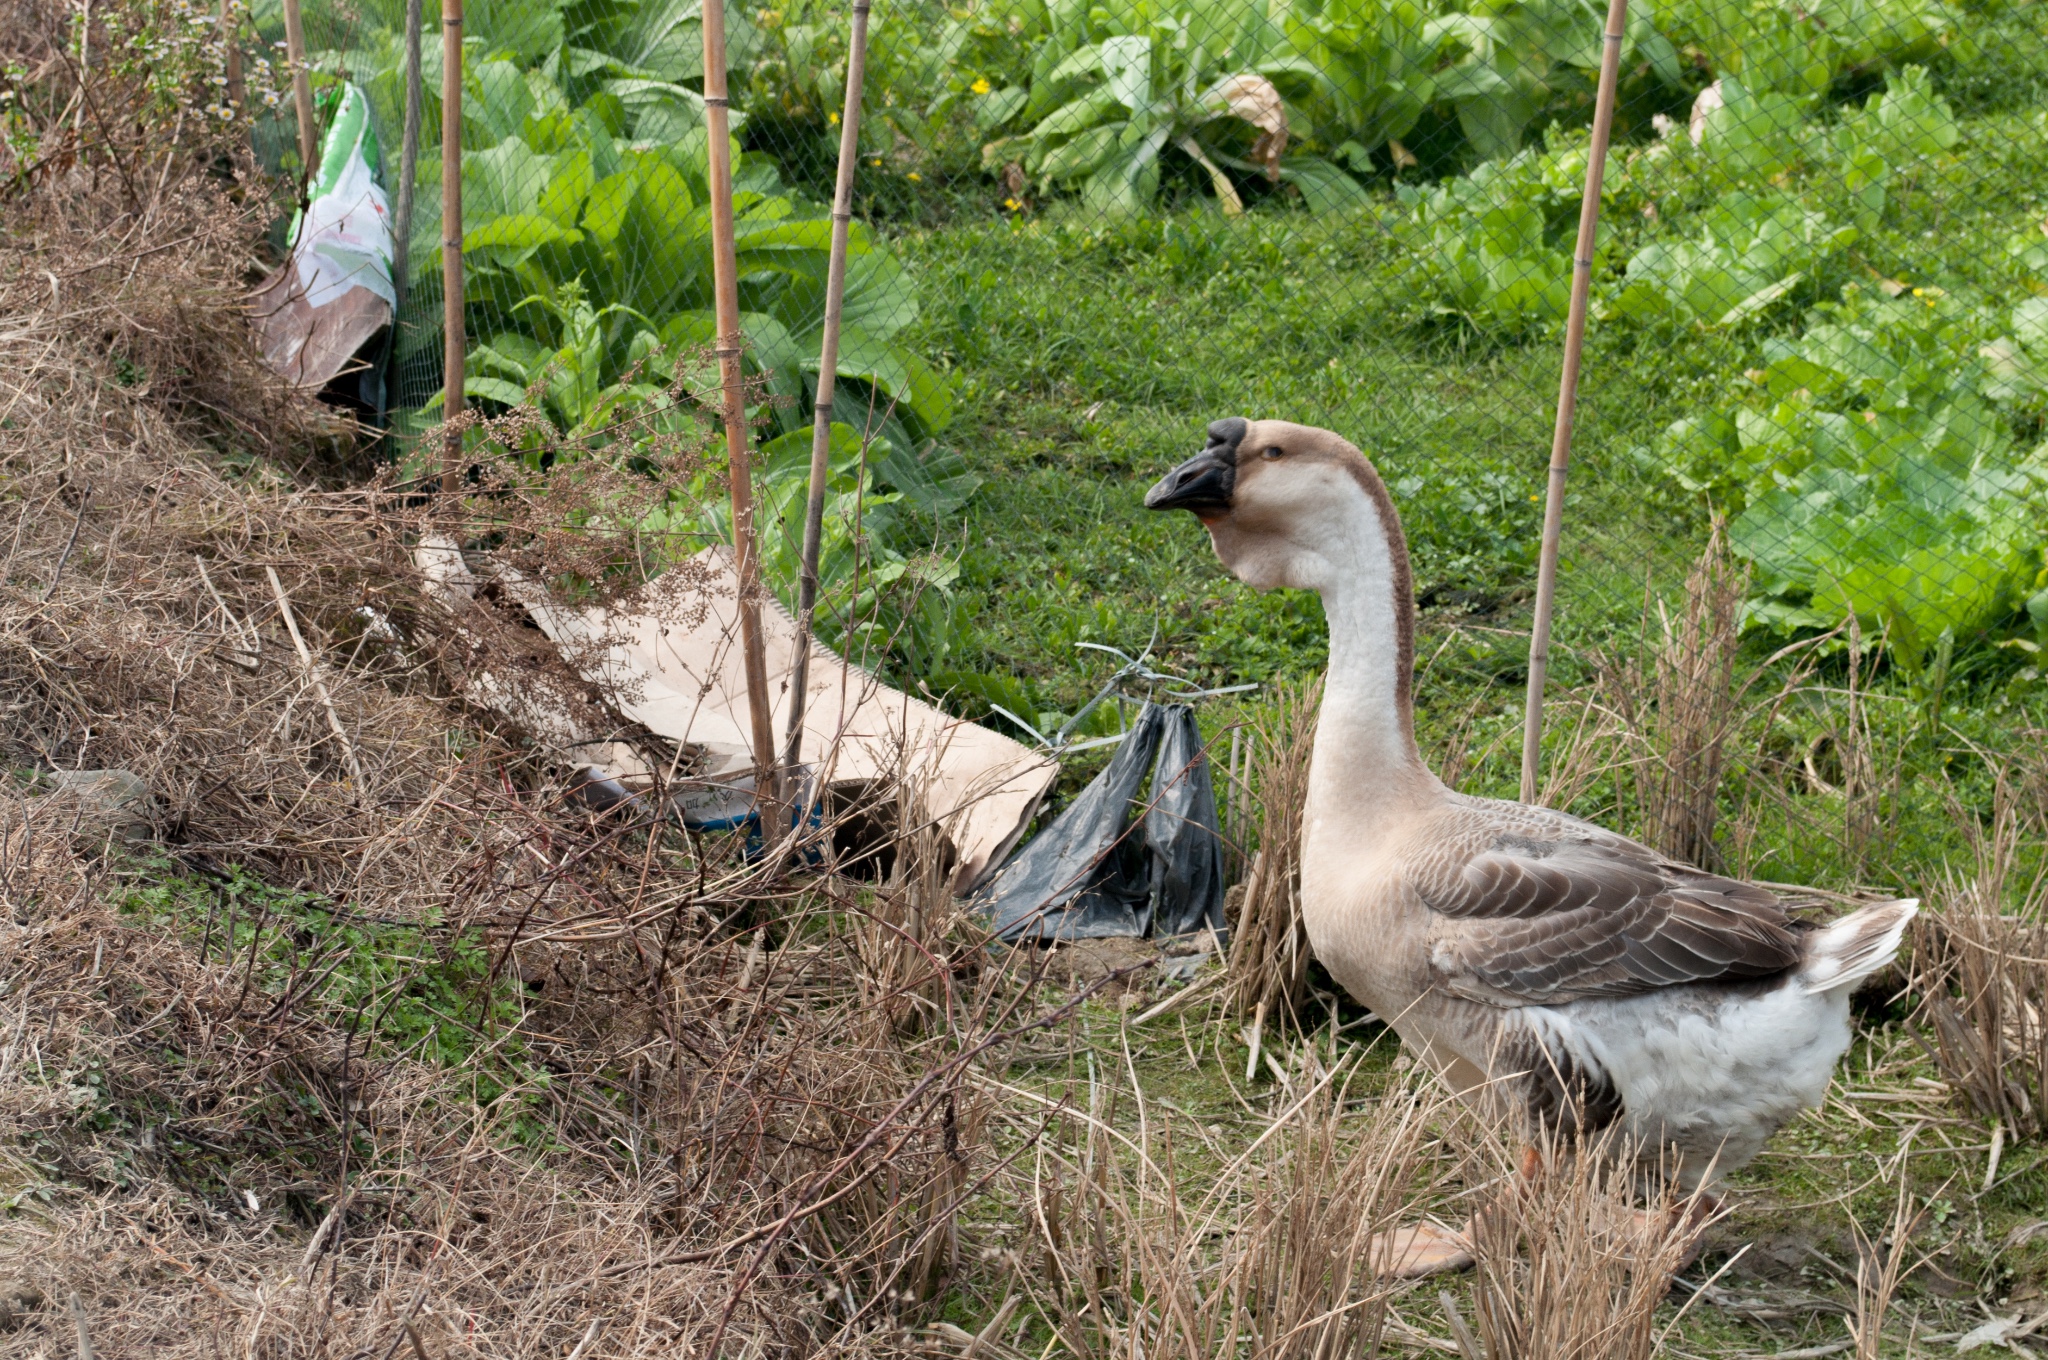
215, 0, 243, 111
1519, 0, 1629, 805
380, 0, 423, 417
702, 0, 784, 833
278, 0, 317, 179
781, 0, 872, 788
439, 0, 464, 495
389, 0, 423, 304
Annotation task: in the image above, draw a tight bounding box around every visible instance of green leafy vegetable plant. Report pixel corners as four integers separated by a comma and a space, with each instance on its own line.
1652, 0, 1970, 96
406, 57, 950, 438
1397, 131, 1631, 329
1612, 190, 1858, 328
661, 421, 984, 673
1651, 286, 2048, 646
975, 0, 1372, 214
1428, 0, 1680, 159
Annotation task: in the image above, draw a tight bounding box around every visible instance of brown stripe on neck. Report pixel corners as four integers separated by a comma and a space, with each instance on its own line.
1335, 453, 1418, 725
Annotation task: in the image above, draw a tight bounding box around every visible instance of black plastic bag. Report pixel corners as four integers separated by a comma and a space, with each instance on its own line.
1145, 706, 1227, 937
980, 703, 1226, 942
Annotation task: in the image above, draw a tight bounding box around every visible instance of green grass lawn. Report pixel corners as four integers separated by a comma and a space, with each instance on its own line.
862, 17, 2048, 907
836, 40, 2048, 1349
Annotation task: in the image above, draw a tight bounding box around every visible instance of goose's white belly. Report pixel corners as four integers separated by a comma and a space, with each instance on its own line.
1515, 982, 1854, 1180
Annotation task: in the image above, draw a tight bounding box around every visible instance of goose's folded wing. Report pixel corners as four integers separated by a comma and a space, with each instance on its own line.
1415, 831, 1803, 1005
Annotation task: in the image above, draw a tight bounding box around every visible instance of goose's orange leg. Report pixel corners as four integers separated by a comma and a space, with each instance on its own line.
1372, 1144, 1544, 1279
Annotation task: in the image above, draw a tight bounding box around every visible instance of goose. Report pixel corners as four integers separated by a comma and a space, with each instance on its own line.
1146, 418, 1917, 1273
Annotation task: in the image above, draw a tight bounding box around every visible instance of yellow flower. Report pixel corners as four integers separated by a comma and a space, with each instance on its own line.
1003, 197, 1022, 210
827, 111, 839, 124
907, 171, 922, 182
971, 77, 991, 95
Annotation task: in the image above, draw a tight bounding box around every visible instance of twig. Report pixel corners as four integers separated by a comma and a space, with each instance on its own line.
1130, 969, 1220, 1025
43, 480, 92, 601
194, 554, 260, 668
300, 1193, 349, 1274
1439, 1290, 1483, 1360
564, 1317, 606, 1360
266, 566, 368, 794
1244, 998, 1266, 1083
69, 1291, 96, 1360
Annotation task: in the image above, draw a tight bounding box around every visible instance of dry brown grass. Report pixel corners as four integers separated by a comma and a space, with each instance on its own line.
1456, 1120, 1714, 1360
1914, 763, 2048, 1140
1620, 523, 1748, 870
1006, 1042, 1454, 1360
1223, 678, 1317, 1033
0, 9, 1070, 1355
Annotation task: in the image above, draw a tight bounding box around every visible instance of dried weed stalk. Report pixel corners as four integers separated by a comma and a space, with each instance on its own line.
1914, 765, 2048, 1138
1019, 1047, 1451, 1360
1225, 678, 1318, 1027
1628, 523, 1747, 869
1459, 1117, 1714, 1360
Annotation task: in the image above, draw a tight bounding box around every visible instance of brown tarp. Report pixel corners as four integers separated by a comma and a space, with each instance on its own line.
418, 538, 1057, 894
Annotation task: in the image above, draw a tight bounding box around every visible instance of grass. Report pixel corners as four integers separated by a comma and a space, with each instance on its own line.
9, 1, 2048, 1353
856, 13, 2048, 883
806, 27, 2048, 1353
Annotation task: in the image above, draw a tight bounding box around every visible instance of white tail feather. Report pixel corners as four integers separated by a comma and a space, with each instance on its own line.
1800, 899, 1918, 995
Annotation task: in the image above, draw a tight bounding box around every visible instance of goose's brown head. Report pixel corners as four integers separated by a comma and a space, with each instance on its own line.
1144, 417, 1401, 594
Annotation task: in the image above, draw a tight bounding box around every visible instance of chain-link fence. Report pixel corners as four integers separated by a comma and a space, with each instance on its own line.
232, 0, 2047, 874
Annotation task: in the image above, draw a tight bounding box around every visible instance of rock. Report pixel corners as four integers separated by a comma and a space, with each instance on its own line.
41, 767, 154, 841
0, 1280, 44, 1331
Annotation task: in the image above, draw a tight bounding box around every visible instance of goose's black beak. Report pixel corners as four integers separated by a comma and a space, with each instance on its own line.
1144, 417, 1244, 514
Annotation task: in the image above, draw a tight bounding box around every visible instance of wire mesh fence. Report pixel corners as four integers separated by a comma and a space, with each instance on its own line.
220, 0, 2046, 866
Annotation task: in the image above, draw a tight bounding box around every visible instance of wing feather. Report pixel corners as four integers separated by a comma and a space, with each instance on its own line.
1418, 810, 1801, 1005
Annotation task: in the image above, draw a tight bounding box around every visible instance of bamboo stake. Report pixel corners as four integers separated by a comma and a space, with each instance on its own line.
214, 0, 243, 112
389, 0, 423, 310
279, 0, 317, 179
267, 567, 368, 795
439, 0, 464, 495
702, 0, 783, 832
1519, 0, 1629, 805
782, 0, 872, 787
380, 0, 424, 420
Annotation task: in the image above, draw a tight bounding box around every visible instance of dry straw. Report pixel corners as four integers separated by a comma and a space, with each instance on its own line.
1014, 1044, 1454, 1360
1914, 761, 2048, 1139
1225, 677, 1319, 1032
0, 10, 1058, 1351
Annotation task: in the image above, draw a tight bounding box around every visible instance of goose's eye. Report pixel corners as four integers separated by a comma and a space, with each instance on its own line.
1262, 445, 1284, 460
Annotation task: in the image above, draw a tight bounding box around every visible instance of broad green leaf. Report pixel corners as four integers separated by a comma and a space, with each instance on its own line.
1036, 121, 1125, 182
1098, 34, 1151, 113
465, 0, 565, 62
467, 59, 535, 143
465, 376, 534, 406
875, 439, 983, 517
1717, 273, 1805, 326
740, 312, 804, 373
464, 213, 583, 257
1279, 156, 1370, 214
462, 138, 550, 220
1030, 86, 1124, 144
535, 149, 593, 226
581, 168, 640, 243
834, 324, 954, 432
976, 85, 1030, 133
